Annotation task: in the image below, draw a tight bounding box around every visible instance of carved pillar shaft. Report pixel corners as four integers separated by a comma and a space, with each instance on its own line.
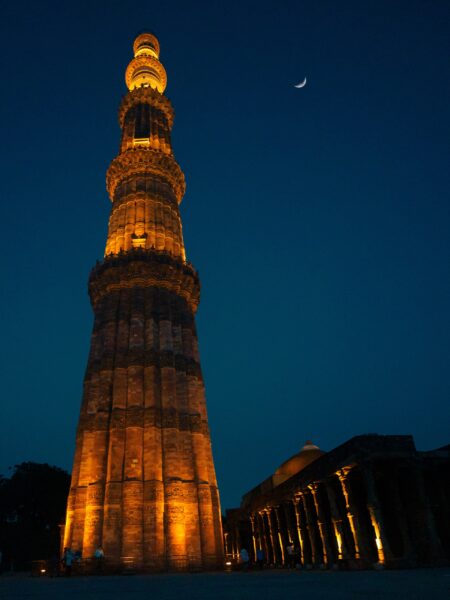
300, 492, 321, 564
324, 479, 349, 561
249, 515, 257, 561
273, 507, 285, 564
282, 502, 296, 544
362, 464, 393, 564
263, 510, 275, 564
258, 512, 270, 563
310, 484, 335, 565
254, 511, 263, 552
293, 497, 306, 564
267, 509, 279, 563
337, 470, 362, 560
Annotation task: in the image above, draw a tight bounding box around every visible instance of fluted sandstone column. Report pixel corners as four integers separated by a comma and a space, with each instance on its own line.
324, 479, 350, 561
309, 483, 336, 566
249, 515, 257, 560
258, 511, 270, 564
262, 510, 275, 564
337, 469, 363, 561
64, 32, 223, 571
282, 502, 297, 549
362, 463, 393, 564
300, 491, 322, 565
293, 497, 306, 564
273, 507, 285, 564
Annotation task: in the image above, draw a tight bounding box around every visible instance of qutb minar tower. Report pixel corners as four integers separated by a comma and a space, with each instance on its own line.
63, 33, 223, 570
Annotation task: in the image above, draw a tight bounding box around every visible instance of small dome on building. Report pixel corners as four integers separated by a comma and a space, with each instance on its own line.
273, 440, 324, 486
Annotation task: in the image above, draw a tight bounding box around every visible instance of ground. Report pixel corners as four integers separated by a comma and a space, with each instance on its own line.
1, 568, 449, 599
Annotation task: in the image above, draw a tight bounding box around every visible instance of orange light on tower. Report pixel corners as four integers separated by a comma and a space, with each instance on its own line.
63, 32, 224, 571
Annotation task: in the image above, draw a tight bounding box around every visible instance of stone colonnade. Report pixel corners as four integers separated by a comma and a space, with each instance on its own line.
64, 33, 224, 572
225, 457, 449, 569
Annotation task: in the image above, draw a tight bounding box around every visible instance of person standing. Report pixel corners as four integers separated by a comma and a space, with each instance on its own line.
256, 547, 265, 569
94, 546, 105, 573
240, 547, 250, 571
62, 548, 73, 577
286, 543, 295, 568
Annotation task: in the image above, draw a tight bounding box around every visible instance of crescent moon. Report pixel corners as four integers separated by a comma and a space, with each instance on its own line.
294, 77, 307, 88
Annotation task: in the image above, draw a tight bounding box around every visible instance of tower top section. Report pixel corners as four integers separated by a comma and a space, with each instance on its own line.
125, 32, 167, 93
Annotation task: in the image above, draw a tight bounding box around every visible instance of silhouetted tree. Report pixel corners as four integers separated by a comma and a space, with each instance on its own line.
0, 462, 70, 570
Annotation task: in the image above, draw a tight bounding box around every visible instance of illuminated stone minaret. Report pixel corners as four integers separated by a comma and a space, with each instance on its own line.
63, 33, 223, 570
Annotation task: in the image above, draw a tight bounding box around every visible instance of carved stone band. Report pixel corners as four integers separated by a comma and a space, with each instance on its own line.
119, 86, 174, 129
89, 250, 200, 312
106, 148, 186, 203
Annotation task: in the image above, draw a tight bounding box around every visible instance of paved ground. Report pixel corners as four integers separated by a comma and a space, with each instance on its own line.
1, 568, 449, 600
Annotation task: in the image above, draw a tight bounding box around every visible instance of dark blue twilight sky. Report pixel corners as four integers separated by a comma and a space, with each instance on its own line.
0, 1, 449, 509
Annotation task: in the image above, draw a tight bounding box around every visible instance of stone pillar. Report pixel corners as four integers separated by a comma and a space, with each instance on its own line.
268, 508, 281, 564
408, 465, 444, 562
234, 524, 240, 559
309, 483, 335, 566
324, 478, 350, 561
273, 506, 286, 565
249, 514, 257, 561
300, 491, 322, 565
254, 511, 263, 554
263, 509, 276, 564
337, 469, 363, 560
223, 531, 230, 557
282, 502, 296, 545
258, 511, 270, 564
362, 463, 394, 565
292, 496, 306, 565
